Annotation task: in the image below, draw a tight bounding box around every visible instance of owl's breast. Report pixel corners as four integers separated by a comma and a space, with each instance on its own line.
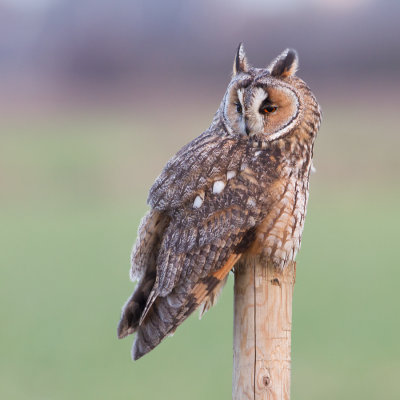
248, 169, 310, 269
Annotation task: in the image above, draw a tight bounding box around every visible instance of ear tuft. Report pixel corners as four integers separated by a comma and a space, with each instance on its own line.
268, 48, 298, 78
233, 42, 249, 75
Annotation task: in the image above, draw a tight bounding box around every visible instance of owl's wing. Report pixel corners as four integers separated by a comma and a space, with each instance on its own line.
144, 130, 258, 302
128, 134, 266, 359
132, 194, 261, 359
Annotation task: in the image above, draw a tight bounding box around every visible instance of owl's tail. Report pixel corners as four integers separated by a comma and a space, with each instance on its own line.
131, 285, 190, 360
117, 269, 156, 339
131, 253, 241, 360
118, 210, 169, 341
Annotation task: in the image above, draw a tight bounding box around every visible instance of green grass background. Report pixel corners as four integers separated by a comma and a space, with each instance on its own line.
1, 106, 399, 399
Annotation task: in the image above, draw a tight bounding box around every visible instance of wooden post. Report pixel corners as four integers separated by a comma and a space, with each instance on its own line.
233, 256, 296, 400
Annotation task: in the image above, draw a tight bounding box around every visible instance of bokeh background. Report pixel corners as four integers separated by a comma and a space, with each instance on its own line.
1, 0, 399, 399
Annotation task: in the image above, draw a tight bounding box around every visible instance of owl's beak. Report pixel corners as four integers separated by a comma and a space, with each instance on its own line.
244, 118, 250, 136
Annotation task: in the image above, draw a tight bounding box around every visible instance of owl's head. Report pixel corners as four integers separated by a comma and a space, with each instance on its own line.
220, 44, 308, 142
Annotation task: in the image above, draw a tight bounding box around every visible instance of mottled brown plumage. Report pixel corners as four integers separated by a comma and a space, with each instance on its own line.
118, 44, 321, 360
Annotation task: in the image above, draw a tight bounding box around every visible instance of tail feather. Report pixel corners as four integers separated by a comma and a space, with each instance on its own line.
117, 270, 156, 339
119, 209, 169, 339
132, 283, 190, 360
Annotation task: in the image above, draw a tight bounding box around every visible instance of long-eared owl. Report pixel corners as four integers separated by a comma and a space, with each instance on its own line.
118, 44, 322, 360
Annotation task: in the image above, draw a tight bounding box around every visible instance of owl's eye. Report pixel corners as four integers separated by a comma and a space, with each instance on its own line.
235, 102, 242, 114
260, 105, 277, 114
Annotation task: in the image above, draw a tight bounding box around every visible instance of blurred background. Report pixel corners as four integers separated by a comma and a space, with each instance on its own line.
1, 0, 399, 399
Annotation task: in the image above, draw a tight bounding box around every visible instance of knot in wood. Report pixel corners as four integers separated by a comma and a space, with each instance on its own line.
271, 277, 281, 286
262, 374, 271, 388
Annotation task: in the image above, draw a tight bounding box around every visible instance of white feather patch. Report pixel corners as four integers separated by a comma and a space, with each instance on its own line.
193, 195, 204, 208
212, 180, 225, 194
227, 170, 236, 180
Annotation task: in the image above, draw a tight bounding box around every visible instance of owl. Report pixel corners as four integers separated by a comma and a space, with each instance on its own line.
118, 44, 321, 360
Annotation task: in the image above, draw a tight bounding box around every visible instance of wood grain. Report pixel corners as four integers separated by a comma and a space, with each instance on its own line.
233, 256, 296, 400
